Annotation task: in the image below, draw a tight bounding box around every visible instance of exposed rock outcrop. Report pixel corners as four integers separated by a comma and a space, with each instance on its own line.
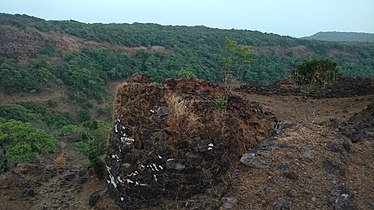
105, 75, 274, 209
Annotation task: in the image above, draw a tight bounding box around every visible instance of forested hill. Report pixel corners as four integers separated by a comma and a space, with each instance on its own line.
1, 13, 374, 102
303, 31, 374, 42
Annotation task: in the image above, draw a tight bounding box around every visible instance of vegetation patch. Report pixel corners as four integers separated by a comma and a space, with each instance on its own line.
291, 58, 342, 90
0, 120, 58, 172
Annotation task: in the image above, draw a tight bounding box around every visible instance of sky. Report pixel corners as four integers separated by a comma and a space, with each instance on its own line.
0, 0, 373, 37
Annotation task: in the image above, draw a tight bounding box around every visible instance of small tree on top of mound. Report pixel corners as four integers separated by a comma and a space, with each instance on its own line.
291, 58, 342, 89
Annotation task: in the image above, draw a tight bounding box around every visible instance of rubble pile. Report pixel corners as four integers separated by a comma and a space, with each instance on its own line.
105, 75, 274, 209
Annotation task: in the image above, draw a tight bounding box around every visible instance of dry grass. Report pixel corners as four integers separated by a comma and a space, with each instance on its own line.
165, 94, 199, 133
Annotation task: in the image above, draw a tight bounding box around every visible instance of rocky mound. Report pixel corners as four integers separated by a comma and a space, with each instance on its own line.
105, 75, 275, 209
340, 102, 374, 142
236, 77, 374, 98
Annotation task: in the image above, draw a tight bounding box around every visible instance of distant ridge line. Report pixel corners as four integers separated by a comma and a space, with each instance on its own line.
302, 31, 374, 42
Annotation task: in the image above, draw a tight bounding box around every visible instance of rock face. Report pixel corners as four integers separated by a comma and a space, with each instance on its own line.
105, 75, 274, 209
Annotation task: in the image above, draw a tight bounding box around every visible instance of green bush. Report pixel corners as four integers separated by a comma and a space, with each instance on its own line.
6, 141, 34, 163
0, 104, 38, 122
0, 57, 54, 94
78, 109, 91, 122
215, 94, 227, 112
0, 120, 58, 172
0, 103, 75, 130
291, 58, 342, 88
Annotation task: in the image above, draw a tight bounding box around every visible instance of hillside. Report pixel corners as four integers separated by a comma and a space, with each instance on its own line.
1, 13, 374, 87
303, 31, 374, 42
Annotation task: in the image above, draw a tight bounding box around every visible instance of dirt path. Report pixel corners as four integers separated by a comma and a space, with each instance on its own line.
236, 92, 373, 124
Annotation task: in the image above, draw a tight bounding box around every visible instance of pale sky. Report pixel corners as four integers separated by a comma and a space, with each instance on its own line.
0, 0, 373, 37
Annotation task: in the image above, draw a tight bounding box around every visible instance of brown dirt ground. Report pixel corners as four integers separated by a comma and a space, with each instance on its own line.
228, 92, 374, 209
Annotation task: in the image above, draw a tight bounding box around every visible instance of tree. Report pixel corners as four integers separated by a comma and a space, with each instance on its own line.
291, 58, 342, 88
0, 120, 58, 172
0, 59, 25, 93
222, 38, 256, 95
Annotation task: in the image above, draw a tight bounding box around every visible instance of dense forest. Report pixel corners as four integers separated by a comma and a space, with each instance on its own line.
0, 13, 374, 170
303, 31, 374, 42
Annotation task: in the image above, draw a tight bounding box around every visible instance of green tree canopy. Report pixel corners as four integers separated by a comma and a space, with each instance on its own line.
291, 58, 342, 88
222, 38, 256, 95
0, 120, 58, 172
222, 38, 256, 81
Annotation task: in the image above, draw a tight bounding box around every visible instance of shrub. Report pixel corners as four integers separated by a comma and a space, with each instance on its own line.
0, 120, 58, 172
291, 58, 342, 88
215, 94, 227, 112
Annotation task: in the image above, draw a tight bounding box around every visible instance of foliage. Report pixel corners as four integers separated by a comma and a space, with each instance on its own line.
0, 56, 54, 94
177, 69, 197, 79
303, 31, 374, 42
97, 105, 113, 119
37, 44, 56, 56
59, 120, 110, 167
1, 12, 374, 177
222, 38, 256, 95
0, 103, 38, 123
78, 109, 91, 122
223, 38, 256, 79
249, 53, 294, 84
215, 94, 228, 112
57, 50, 107, 102
0, 120, 58, 171
0, 102, 75, 130
291, 58, 342, 88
